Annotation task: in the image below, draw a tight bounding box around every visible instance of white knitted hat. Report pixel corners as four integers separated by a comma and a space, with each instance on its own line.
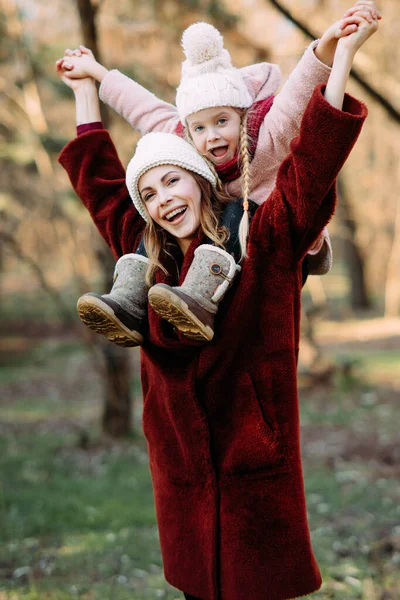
126, 132, 217, 222
176, 22, 253, 122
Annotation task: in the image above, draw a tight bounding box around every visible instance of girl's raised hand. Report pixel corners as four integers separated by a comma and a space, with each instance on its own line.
60, 54, 95, 79
55, 58, 96, 92
59, 48, 108, 83
64, 45, 96, 60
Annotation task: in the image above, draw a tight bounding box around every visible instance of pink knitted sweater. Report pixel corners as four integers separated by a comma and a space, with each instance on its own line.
99, 41, 332, 269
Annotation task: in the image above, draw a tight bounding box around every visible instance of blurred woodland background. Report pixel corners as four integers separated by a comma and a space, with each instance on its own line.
0, 0, 399, 599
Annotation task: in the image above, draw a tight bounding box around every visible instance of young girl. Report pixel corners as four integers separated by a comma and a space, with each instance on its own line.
58, 13, 377, 598
58, 2, 379, 344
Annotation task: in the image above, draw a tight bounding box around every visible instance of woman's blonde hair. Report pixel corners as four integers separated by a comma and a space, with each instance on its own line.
143, 173, 229, 286
184, 108, 252, 260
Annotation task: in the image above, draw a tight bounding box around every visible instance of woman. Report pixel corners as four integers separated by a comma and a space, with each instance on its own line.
58, 15, 375, 600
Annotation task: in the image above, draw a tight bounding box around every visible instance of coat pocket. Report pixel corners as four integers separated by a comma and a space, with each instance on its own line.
220, 370, 289, 476
249, 370, 277, 436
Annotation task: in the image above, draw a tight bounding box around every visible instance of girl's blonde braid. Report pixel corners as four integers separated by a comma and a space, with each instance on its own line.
238, 111, 250, 260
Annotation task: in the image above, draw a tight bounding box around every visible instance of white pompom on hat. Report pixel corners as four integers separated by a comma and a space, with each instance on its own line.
126, 132, 217, 222
176, 22, 253, 122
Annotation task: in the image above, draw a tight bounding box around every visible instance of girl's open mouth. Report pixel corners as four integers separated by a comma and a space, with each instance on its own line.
210, 145, 229, 158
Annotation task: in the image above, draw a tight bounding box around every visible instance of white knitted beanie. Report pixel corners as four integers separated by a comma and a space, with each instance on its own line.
176, 22, 253, 122
126, 132, 217, 222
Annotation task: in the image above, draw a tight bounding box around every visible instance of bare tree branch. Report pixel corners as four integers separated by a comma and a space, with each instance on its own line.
268, 0, 400, 124
0, 229, 73, 323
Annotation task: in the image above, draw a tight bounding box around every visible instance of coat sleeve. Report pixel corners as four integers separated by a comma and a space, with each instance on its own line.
58, 130, 145, 259
99, 70, 180, 135
250, 84, 367, 264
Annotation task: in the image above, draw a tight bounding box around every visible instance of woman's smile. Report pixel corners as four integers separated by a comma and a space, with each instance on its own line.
139, 165, 202, 253
163, 205, 188, 223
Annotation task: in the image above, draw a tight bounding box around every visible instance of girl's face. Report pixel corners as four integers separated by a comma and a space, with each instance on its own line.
139, 165, 202, 254
186, 107, 241, 166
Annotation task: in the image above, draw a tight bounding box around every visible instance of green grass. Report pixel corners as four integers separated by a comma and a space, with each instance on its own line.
1, 329, 399, 599
0, 428, 180, 599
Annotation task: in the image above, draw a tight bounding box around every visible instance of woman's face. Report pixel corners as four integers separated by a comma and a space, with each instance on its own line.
139, 165, 202, 253
186, 106, 241, 166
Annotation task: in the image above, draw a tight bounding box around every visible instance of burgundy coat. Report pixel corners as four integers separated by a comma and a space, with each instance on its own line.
59, 85, 366, 600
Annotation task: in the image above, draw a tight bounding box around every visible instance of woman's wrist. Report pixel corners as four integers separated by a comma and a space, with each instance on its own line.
74, 83, 102, 125
334, 41, 357, 65
324, 46, 354, 110
73, 79, 98, 98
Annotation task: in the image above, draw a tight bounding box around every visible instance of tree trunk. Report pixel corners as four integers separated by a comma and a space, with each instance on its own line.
337, 177, 372, 310
76, 0, 133, 436
101, 335, 132, 437
384, 194, 400, 316
76, 0, 110, 127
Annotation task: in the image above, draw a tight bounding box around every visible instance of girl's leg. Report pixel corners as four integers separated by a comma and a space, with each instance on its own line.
147, 198, 255, 342
148, 244, 240, 342
76, 237, 150, 347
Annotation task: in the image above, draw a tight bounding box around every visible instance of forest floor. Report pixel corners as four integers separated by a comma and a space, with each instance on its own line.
0, 305, 399, 600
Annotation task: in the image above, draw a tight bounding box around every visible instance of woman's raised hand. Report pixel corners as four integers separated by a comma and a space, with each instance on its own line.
323, 4, 380, 110
343, 1, 382, 22
316, 1, 380, 67
56, 46, 102, 123
337, 8, 379, 54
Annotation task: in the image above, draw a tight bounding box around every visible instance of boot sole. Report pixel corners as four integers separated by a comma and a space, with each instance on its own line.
148, 287, 214, 342
77, 296, 143, 347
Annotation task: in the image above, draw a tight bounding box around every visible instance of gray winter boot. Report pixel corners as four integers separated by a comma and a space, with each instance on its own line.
77, 253, 149, 347
148, 245, 240, 342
